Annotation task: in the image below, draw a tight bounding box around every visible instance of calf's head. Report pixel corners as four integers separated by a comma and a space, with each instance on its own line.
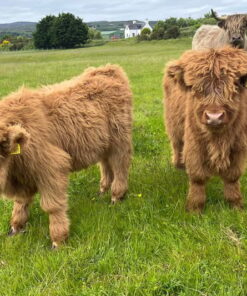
212, 9, 247, 48
0, 124, 29, 191
167, 48, 247, 133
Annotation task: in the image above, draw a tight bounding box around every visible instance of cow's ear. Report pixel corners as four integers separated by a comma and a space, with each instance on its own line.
217, 20, 226, 29
0, 125, 30, 156
166, 61, 184, 85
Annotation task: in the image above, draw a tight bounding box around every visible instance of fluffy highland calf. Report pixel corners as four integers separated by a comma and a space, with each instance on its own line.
0, 64, 132, 247
192, 10, 247, 50
164, 47, 247, 212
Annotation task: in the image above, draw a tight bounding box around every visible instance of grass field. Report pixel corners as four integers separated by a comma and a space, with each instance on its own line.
0, 38, 247, 296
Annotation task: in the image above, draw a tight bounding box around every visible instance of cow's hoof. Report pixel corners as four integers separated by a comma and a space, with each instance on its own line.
8, 227, 26, 236
7, 227, 18, 236
186, 203, 204, 214
111, 198, 122, 205
51, 242, 59, 250
229, 200, 244, 210
175, 163, 186, 170
111, 192, 127, 204
111, 197, 124, 205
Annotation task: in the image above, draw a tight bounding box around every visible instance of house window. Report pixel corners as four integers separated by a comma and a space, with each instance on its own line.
132, 33, 135, 37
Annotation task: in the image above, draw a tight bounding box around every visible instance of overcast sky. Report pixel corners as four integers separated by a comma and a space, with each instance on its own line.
0, 0, 247, 23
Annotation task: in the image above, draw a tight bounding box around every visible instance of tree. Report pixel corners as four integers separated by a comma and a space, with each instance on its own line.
33, 15, 56, 49
53, 13, 89, 49
186, 17, 197, 27
164, 17, 177, 27
164, 26, 180, 39
148, 19, 181, 40
151, 21, 166, 39
140, 28, 151, 40
204, 11, 213, 18
33, 13, 89, 49
88, 27, 102, 40
177, 18, 188, 28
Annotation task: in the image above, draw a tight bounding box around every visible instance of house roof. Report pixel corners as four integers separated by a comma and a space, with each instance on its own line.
127, 23, 143, 30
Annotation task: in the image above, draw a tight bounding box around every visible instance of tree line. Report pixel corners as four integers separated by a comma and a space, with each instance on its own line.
138, 12, 217, 41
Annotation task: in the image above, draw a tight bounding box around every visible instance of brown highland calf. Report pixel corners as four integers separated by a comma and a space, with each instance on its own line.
164, 47, 247, 212
0, 64, 132, 247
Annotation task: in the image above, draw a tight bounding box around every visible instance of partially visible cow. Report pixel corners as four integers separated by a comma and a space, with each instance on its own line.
0, 64, 132, 247
192, 10, 247, 50
164, 47, 247, 212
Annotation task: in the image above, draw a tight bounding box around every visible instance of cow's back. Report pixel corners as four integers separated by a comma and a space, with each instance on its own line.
192, 25, 229, 50
42, 65, 132, 171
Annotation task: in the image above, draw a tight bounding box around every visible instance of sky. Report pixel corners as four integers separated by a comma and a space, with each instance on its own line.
0, 0, 247, 23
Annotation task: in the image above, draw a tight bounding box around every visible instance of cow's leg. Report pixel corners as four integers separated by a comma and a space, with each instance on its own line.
108, 142, 132, 204
221, 153, 245, 209
37, 146, 71, 248
9, 196, 33, 235
183, 133, 209, 213
99, 159, 114, 194
223, 179, 243, 209
40, 183, 70, 248
172, 140, 185, 169
186, 179, 206, 213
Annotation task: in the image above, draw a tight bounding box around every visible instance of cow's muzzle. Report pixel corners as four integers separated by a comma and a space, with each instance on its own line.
204, 111, 225, 126
231, 37, 244, 48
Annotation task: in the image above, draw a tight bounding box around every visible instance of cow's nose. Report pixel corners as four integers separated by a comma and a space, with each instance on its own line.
232, 36, 242, 43
205, 112, 225, 125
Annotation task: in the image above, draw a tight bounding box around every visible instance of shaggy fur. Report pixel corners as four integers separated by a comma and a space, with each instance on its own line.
0, 64, 132, 246
164, 47, 247, 212
192, 11, 247, 50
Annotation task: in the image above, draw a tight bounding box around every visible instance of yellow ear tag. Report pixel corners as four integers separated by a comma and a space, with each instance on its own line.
10, 144, 21, 155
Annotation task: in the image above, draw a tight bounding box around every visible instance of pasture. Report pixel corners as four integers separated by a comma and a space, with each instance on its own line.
0, 38, 247, 296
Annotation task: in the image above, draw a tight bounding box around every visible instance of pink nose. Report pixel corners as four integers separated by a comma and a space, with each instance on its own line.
205, 112, 225, 125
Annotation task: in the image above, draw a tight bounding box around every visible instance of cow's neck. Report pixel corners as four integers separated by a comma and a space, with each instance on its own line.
201, 126, 241, 172
206, 132, 232, 172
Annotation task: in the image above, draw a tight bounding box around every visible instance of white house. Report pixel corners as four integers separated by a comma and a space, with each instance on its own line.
124, 20, 153, 39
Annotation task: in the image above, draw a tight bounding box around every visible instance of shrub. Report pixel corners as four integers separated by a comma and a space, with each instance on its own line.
164, 26, 180, 39
139, 28, 151, 40
88, 28, 103, 41
0, 36, 32, 51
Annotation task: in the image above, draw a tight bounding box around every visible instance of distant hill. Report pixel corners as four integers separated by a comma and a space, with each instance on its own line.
0, 20, 157, 38
0, 22, 37, 37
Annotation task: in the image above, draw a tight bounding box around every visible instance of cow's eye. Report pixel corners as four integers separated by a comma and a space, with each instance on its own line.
239, 75, 247, 87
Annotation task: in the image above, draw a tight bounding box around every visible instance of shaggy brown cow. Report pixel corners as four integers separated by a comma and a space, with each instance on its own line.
164, 47, 247, 212
0, 64, 132, 247
192, 10, 247, 50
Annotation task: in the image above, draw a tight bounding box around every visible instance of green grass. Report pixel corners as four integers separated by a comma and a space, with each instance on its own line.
0, 38, 247, 295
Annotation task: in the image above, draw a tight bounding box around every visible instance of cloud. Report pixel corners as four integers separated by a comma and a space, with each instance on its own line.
0, 0, 246, 23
